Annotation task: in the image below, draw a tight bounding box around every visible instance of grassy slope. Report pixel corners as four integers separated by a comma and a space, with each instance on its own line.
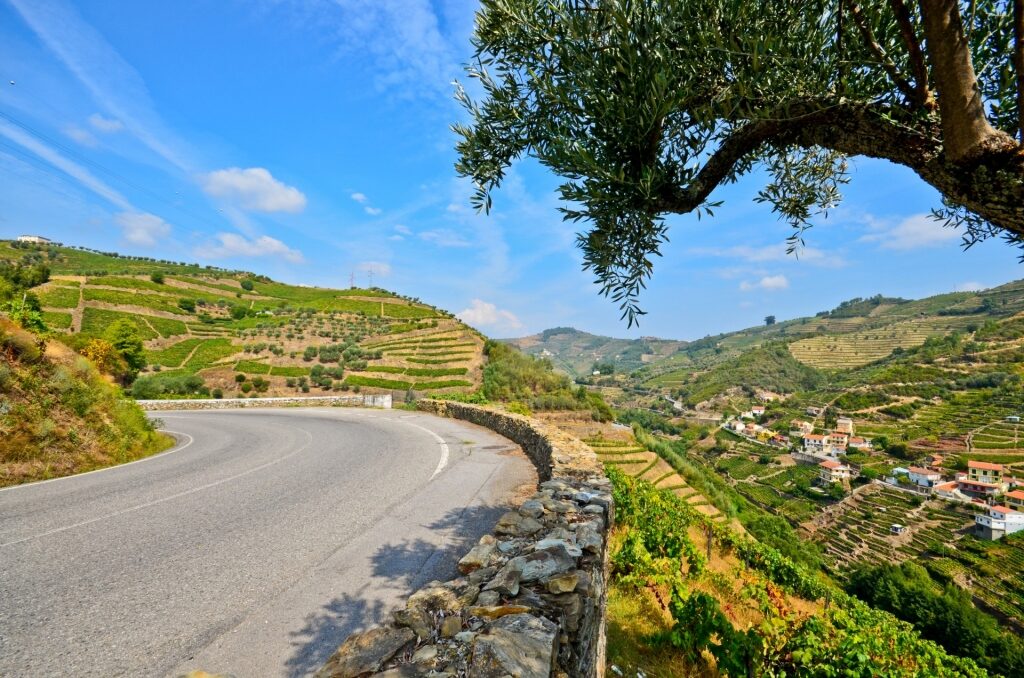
0, 318, 173, 486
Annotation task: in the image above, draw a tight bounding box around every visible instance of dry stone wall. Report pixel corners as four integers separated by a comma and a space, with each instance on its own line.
316, 401, 612, 678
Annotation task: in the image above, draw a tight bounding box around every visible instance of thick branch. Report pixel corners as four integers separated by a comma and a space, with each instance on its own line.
889, 0, 934, 109
919, 0, 1015, 161
848, 0, 918, 104
655, 101, 1024, 238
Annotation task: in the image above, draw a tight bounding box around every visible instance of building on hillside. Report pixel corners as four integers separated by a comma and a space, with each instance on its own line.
848, 436, 871, 450
1005, 490, 1024, 511
934, 481, 964, 501
16, 235, 51, 244
806, 406, 824, 416
890, 524, 908, 535
827, 432, 849, 454
751, 405, 766, 417
790, 420, 814, 436
768, 433, 790, 449
819, 460, 852, 485
975, 505, 1024, 540
803, 434, 826, 455
966, 461, 1006, 490
1007, 415, 1021, 423
756, 390, 782, 403
835, 417, 854, 435
907, 467, 943, 488
924, 454, 945, 468
730, 419, 746, 434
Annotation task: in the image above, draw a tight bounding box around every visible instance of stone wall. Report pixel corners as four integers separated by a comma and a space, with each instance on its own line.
137, 394, 392, 411
316, 401, 612, 678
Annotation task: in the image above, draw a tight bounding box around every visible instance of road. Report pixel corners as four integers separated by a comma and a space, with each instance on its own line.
0, 408, 535, 677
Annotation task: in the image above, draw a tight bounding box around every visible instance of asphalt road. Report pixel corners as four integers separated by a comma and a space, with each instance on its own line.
0, 408, 535, 677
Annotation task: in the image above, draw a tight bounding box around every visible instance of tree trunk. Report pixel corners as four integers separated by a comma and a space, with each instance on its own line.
918, 0, 1012, 161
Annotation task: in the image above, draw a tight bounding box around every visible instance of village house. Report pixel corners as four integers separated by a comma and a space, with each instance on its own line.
975, 504, 1024, 540
1005, 489, 1024, 511
907, 467, 943, 488
16, 234, 51, 244
751, 405, 766, 417
806, 406, 824, 417
957, 461, 1008, 498
934, 481, 963, 500
790, 420, 814, 436
826, 432, 849, 453
819, 460, 852, 485
847, 436, 871, 450
756, 390, 782, 403
835, 417, 854, 435
803, 434, 826, 455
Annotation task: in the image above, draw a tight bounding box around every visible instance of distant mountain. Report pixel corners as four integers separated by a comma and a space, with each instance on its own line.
501, 326, 687, 377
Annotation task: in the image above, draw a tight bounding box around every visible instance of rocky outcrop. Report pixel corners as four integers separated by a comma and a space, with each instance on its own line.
316, 402, 612, 678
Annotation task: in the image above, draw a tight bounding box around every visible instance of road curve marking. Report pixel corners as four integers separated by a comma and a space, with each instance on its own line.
0, 430, 196, 495
397, 420, 450, 481
0, 428, 314, 548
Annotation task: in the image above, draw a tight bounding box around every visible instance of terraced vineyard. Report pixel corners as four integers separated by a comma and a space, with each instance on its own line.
582, 432, 730, 524
789, 317, 982, 369
4, 241, 484, 398
925, 534, 1024, 625
811, 485, 974, 572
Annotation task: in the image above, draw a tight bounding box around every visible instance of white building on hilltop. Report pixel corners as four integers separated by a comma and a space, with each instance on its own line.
16, 235, 51, 244
975, 505, 1024, 540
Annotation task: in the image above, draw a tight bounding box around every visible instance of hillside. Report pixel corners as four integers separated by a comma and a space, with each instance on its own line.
501, 326, 686, 377
1, 239, 484, 399
0, 317, 171, 486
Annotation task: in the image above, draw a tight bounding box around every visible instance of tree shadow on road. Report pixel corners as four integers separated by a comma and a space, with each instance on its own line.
284, 503, 510, 677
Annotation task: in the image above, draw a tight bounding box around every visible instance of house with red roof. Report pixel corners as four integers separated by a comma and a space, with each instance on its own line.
1005, 489, 1024, 511
818, 460, 852, 485
975, 504, 1024, 540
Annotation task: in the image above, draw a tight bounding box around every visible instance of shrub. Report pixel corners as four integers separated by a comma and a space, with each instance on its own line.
235, 373, 246, 382
150, 272, 164, 284
178, 298, 196, 313
212, 388, 223, 399
240, 279, 254, 291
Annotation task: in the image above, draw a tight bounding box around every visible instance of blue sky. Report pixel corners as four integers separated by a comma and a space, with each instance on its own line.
1, 0, 1021, 340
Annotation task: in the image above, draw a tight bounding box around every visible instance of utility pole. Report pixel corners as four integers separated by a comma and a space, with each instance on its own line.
349, 271, 355, 289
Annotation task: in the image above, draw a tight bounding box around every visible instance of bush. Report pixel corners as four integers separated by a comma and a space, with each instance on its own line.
211, 388, 223, 399
240, 279, 254, 291
235, 373, 246, 382
178, 298, 196, 313
150, 272, 164, 284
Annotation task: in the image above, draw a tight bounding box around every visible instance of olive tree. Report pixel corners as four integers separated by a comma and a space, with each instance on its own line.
454, 0, 1024, 324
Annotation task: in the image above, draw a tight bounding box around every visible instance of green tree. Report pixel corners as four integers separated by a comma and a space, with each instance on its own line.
240, 279, 255, 291
150, 272, 164, 284
455, 0, 1024, 324
103, 319, 146, 380
764, 315, 776, 326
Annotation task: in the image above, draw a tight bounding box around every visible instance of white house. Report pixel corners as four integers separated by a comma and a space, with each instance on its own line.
975, 505, 1024, 540
751, 405, 766, 417
819, 460, 852, 485
827, 432, 849, 453
907, 466, 943, 488
16, 235, 51, 244
803, 434, 826, 454
848, 436, 871, 450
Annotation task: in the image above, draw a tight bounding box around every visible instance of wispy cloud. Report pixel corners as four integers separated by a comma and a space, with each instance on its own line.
691, 243, 846, 267
8, 0, 195, 171
116, 211, 171, 246
458, 299, 522, 332
860, 213, 961, 250
350, 192, 367, 203
63, 124, 98, 147
419, 228, 471, 248
0, 119, 132, 210
364, 206, 382, 216
195, 233, 304, 263
202, 167, 307, 213
88, 113, 123, 133
740, 275, 789, 292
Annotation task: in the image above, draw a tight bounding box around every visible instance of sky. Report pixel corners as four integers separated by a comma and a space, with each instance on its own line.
1, 0, 1022, 341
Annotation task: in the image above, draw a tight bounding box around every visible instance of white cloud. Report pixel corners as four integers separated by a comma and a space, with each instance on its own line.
88, 113, 123, 133
116, 211, 171, 246
196, 233, 304, 263
861, 214, 961, 250
364, 206, 382, 216
202, 167, 307, 213
388, 234, 404, 241
63, 124, 98, 147
458, 299, 523, 332
394, 224, 411, 235
691, 243, 846, 267
956, 281, 987, 292
740, 275, 789, 292
420, 228, 471, 247
356, 261, 391, 277
350, 192, 368, 203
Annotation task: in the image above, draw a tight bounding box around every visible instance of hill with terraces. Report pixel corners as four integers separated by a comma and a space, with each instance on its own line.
1, 239, 484, 399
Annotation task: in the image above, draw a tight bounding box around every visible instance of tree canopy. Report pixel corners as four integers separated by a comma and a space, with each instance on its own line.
454, 0, 1024, 324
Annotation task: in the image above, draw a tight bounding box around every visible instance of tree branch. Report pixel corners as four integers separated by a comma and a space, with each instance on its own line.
919, 0, 1015, 161
889, 0, 935, 109
847, 0, 918, 104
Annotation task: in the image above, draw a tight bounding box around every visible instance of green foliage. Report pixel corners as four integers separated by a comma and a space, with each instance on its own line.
240, 279, 254, 291
677, 343, 824, 406
36, 284, 79, 309
1, 296, 47, 333
103, 320, 146, 379
130, 374, 208, 399
150, 272, 164, 284
847, 562, 1024, 676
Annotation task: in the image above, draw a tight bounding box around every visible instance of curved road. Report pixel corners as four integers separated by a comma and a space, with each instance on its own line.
0, 408, 535, 677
